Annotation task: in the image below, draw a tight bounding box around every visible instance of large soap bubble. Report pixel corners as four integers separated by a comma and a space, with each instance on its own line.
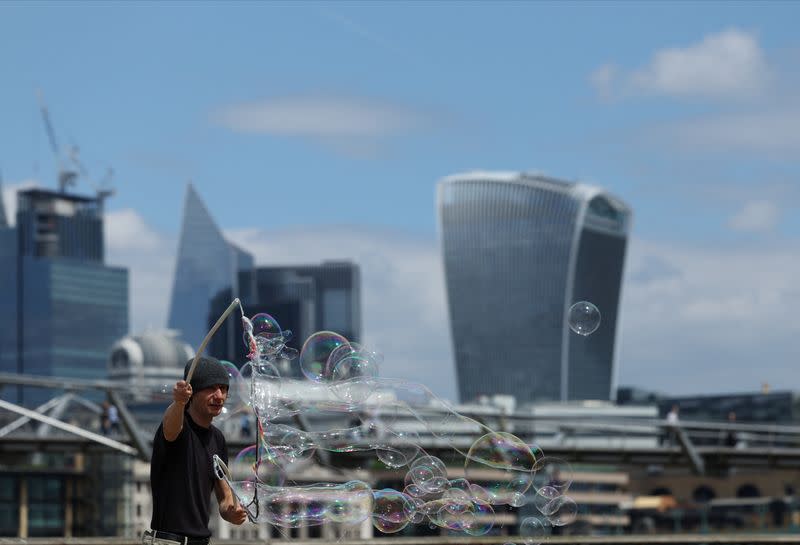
299, 331, 349, 382
568, 301, 601, 336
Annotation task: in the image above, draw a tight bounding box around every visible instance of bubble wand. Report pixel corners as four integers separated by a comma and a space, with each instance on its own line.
186, 298, 241, 383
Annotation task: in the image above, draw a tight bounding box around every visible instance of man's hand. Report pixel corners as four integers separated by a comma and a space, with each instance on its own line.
173, 380, 192, 405
219, 498, 248, 525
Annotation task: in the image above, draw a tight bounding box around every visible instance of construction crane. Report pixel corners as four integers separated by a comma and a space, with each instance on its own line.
69, 147, 116, 212
36, 89, 79, 193
35, 89, 116, 208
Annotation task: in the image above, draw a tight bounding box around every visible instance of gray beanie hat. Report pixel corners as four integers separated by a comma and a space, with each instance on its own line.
183, 356, 230, 392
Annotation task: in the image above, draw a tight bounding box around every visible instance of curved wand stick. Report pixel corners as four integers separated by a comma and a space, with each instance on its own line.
186, 298, 240, 383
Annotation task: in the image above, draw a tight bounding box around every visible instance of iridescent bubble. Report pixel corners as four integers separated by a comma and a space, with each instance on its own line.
409, 496, 426, 524
409, 455, 449, 495
464, 432, 537, 505
568, 301, 601, 336
509, 492, 527, 507
327, 481, 373, 524
545, 495, 578, 526
330, 351, 379, 404
231, 445, 258, 481
251, 312, 282, 340
532, 485, 561, 515
533, 456, 573, 495
463, 499, 494, 536
249, 360, 282, 421
372, 489, 416, 534
260, 424, 315, 467
520, 516, 550, 545
299, 331, 349, 382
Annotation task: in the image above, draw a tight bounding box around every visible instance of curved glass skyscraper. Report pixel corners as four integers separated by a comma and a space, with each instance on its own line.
437, 172, 631, 403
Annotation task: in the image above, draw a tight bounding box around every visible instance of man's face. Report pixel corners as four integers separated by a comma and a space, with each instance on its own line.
193, 384, 229, 418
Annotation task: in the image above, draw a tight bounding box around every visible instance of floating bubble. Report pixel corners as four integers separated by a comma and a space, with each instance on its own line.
532, 456, 573, 495
545, 495, 578, 526
330, 351, 379, 404
532, 485, 561, 515
249, 360, 282, 421
464, 432, 537, 505
327, 480, 373, 524
221, 303, 580, 537
260, 424, 316, 467
231, 445, 258, 481
520, 516, 550, 545
372, 489, 416, 533
409, 455, 449, 495
299, 331, 349, 382
568, 301, 601, 336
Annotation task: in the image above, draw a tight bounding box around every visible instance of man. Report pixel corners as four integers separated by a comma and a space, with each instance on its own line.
143, 356, 247, 545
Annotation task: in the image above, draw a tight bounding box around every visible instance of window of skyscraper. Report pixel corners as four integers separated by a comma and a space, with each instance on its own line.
322, 288, 350, 334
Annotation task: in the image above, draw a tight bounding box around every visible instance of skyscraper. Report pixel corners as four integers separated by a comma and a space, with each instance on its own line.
0, 188, 129, 405
437, 172, 631, 404
209, 261, 361, 376
167, 183, 254, 351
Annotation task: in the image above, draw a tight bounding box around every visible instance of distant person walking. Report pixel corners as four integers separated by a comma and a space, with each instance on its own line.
722, 411, 739, 447
107, 401, 121, 434
662, 405, 680, 446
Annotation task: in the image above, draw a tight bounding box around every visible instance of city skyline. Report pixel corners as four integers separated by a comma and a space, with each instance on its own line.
1, 3, 799, 401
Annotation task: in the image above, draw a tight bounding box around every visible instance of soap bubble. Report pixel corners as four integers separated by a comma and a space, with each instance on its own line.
568, 301, 601, 336
464, 432, 537, 505
210, 302, 580, 538
520, 516, 550, 545
372, 489, 416, 533
299, 331, 349, 382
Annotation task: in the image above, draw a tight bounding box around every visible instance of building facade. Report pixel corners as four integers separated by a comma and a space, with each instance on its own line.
437, 172, 631, 404
0, 188, 128, 406
166, 183, 253, 351
209, 261, 361, 375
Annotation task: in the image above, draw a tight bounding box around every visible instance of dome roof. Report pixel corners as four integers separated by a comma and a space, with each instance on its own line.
109, 330, 194, 371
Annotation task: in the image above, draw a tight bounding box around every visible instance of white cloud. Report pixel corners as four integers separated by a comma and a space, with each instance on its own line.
105, 208, 164, 251
104, 209, 177, 335
1, 179, 40, 226
225, 225, 458, 403
213, 96, 433, 138
589, 63, 618, 100
620, 238, 800, 394
657, 108, 800, 157
728, 200, 781, 233
593, 28, 771, 100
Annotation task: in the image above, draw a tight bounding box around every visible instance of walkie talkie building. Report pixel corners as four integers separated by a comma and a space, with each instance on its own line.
437, 172, 632, 403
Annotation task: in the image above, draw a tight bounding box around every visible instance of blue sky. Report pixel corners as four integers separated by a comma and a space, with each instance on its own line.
1, 2, 799, 402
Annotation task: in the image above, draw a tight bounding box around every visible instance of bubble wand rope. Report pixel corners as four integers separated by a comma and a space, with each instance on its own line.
186, 298, 241, 383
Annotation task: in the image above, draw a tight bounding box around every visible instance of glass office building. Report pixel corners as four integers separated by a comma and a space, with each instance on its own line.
0, 188, 129, 405
167, 183, 254, 351
209, 261, 361, 376
437, 172, 631, 403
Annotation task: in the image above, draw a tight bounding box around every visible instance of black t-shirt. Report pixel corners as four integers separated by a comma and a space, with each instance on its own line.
149, 413, 228, 538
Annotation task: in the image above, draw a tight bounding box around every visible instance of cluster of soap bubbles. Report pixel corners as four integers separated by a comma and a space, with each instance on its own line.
210, 307, 578, 543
